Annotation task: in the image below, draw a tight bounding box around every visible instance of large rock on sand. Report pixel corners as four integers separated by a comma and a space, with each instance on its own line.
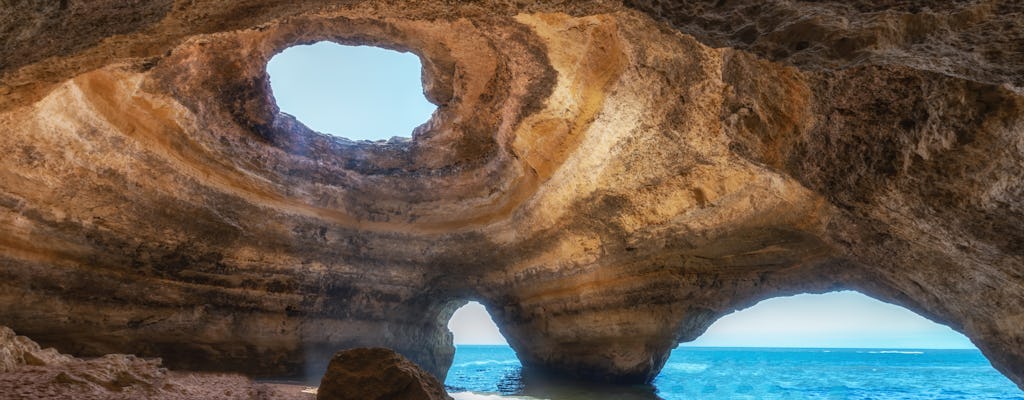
317, 348, 451, 400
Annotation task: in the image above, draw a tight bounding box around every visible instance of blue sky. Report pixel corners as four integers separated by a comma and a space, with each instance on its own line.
679, 291, 974, 349
267, 42, 435, 141
450, 292, 974, 349
268, 43, 975, 350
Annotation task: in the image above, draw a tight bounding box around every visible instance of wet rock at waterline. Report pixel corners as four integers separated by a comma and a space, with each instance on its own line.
0, 0, 1022, 390
317, 348, 451, 400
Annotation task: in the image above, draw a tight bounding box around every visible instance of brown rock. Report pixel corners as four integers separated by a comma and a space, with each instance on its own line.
0, 0, 1021, 392
317, 348, 451, 400
0, 325, 310, 399
0, 326, 72, 372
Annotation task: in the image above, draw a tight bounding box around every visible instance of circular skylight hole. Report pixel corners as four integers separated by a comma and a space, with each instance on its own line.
267, 42, 436, 141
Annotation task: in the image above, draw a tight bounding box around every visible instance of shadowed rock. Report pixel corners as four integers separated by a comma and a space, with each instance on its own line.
0, 326, 309, 400
317, 348, 451, 400
0, 0, 1022, 391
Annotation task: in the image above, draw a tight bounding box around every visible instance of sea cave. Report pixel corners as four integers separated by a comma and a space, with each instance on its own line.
0, 1, 1022, 399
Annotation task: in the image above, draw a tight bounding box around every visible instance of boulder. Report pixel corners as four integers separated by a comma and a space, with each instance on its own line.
317, 348, 452, 400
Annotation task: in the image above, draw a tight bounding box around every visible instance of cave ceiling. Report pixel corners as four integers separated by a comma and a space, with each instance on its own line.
0, 0, 1021, 388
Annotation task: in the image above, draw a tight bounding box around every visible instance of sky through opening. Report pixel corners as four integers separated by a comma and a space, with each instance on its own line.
449, 292, 973, 349
266, 42, 435, 141
449, 302, 508, 346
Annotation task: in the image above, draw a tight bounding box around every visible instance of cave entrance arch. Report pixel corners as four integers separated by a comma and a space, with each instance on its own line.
658, 291, 1020, 397
443, 301, 522, 395
443, 300, 675, 399
266, 41, 436, 141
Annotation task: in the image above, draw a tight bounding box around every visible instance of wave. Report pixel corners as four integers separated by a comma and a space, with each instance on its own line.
449, 392, 545, 400
866, 351, 925, 354
663, 362, 710, 373
454, 359, 522, 368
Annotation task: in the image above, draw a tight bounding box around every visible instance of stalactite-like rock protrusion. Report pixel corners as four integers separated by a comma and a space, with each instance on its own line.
0, 0, 1021, 389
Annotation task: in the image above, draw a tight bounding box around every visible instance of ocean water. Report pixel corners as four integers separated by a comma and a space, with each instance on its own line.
444, 345, 1024, 400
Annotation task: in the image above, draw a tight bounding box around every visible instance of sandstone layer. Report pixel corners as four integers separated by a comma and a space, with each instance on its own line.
0, 0, 1021, 389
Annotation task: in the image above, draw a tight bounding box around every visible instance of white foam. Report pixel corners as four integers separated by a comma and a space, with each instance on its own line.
663, 362, 710, 373
454, 360, 521, 367
449, 392, 546, 400
867, 350, 925, 354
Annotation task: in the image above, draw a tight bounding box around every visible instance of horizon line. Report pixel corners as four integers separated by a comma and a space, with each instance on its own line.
452, 343, 978, 350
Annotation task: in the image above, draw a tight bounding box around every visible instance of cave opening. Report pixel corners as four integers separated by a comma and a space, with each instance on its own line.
266, 41, 436, 141
439, 293, 1022, 399
660, 290, 1020, 398
444, 301, 522, 397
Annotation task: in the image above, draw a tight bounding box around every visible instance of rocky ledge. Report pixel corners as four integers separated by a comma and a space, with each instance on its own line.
0, 0, 1021, 389
0, 325, 308, 399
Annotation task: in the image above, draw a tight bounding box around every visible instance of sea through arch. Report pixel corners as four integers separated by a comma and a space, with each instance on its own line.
444, 301, 522, 397
657, 290, 1021, 398
439, 292, 1023, 400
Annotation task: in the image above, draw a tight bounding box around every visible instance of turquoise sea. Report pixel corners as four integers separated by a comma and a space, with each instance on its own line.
444, 345, 1023, 400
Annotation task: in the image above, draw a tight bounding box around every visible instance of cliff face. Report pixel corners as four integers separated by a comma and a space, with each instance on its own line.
0, 0, 1021, 388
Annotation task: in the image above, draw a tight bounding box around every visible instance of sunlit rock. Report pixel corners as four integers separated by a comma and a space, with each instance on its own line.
0, 0, 1021, 389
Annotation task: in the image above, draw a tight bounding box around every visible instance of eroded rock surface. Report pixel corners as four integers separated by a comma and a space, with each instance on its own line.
0, 0, 1021, 389
0, 326, 308, 400
317, 348, 451, 400
0, 326, 73, 373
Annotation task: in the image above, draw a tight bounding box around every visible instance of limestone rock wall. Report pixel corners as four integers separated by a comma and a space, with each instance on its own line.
0, 0, 1021, 389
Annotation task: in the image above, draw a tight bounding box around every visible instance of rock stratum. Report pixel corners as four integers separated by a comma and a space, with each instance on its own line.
0, 0, 1021, 389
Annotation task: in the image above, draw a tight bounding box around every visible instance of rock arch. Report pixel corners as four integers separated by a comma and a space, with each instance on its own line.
0, 0, 1021, 391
